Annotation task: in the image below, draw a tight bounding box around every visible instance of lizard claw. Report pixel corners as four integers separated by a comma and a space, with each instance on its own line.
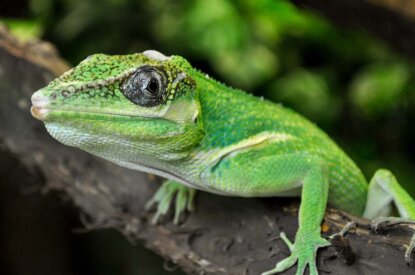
370, 217, 415, 264
146, 180, 196, 224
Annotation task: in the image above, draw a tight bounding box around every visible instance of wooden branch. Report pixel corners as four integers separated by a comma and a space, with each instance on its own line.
291, 0, 415, 59
1, 23, 415, 274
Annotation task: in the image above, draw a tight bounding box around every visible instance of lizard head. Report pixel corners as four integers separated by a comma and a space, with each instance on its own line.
31, 50, 204, 165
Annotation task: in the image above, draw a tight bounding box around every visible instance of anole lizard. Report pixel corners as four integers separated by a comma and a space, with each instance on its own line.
30, 50, 415, 274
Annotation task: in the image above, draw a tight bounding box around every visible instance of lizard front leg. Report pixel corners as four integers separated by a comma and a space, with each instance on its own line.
202, 152, 331, 275
261, 158, 331, 275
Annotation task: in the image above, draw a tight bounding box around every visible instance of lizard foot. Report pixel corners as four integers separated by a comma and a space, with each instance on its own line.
261, 231, 330, 275
145, 180, 196, 224
371, 217, 415, 264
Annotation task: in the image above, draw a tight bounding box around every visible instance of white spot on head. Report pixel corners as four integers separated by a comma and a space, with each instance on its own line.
143, 50, 169, 61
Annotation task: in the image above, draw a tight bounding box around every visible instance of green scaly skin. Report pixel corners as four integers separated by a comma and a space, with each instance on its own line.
31, 50, 415, 274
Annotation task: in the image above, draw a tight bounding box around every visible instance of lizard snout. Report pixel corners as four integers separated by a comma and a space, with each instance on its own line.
31, 90, 50, 120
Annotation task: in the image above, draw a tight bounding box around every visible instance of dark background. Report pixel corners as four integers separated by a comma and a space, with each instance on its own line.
1, 0, 415, 274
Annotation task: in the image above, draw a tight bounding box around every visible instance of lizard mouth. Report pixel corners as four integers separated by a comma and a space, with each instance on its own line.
30, 106, 153, 121
30, 100, 168, 122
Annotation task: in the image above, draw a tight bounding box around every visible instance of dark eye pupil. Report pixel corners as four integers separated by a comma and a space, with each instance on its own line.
148, 78, 159, 93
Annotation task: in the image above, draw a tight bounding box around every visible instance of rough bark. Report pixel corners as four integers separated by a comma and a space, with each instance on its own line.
291, 0, 415, 59
1, 24, 415, 275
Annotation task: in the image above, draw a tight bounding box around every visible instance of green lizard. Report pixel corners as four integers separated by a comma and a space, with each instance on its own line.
31, 50, 415, 275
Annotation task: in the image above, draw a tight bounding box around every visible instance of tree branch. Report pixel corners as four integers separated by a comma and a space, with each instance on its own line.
1, 24, 414, 274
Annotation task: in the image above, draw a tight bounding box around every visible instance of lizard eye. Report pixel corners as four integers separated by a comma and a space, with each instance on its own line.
122, 67, 166, 107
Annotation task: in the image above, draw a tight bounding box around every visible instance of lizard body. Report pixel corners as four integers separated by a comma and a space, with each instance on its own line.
31, 51, 415, 274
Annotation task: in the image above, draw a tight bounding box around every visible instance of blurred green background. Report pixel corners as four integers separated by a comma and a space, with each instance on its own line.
1, 0, 415, 274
